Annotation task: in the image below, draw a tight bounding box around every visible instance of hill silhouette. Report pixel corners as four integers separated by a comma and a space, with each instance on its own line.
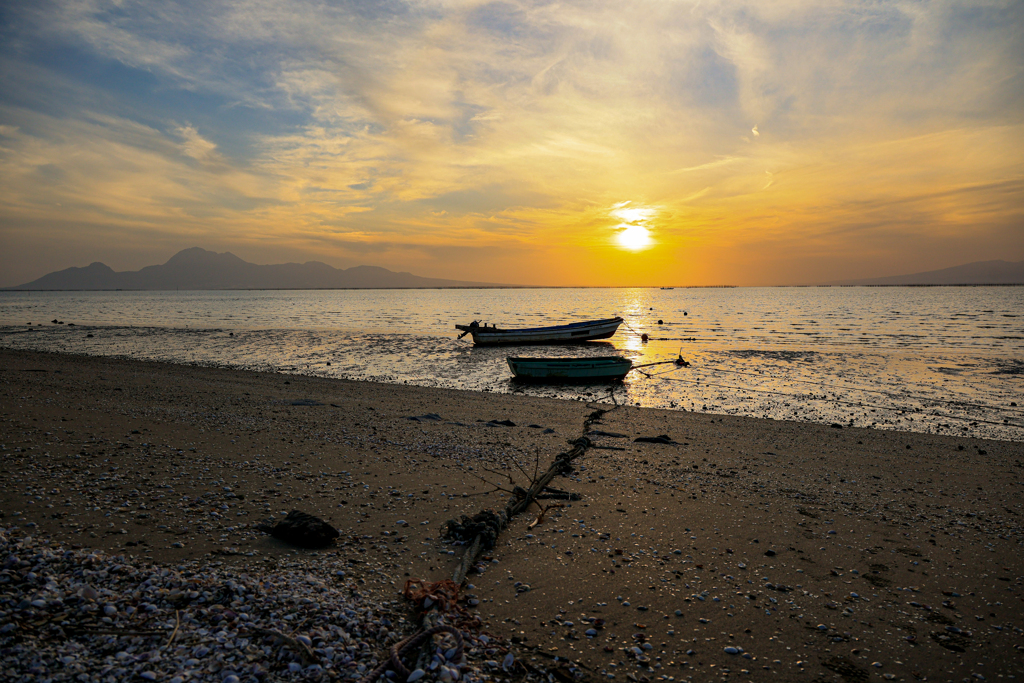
7, 248, 513, 290
825, 260, 1024, 286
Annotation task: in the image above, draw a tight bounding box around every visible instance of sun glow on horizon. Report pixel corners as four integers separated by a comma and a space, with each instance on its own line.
611, 202, 656, 252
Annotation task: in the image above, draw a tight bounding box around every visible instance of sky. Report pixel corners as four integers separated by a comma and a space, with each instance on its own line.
0, 0, 1022, 287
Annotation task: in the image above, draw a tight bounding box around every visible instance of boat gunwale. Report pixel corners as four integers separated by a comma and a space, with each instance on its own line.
507, 356, 631, 365
506, 355, 633, 382
456, 316, 623, 335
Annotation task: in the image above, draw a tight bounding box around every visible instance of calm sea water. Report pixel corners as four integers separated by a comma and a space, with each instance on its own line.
1, 287, 1021, 441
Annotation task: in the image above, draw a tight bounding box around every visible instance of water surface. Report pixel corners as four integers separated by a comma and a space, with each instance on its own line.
2, 287, 1020, 441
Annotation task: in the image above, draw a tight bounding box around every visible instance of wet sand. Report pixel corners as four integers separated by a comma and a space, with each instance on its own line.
1, 348, 1021, 682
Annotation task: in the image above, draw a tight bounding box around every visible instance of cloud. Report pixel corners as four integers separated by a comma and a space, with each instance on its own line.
0, 104, 275, 230
1, 0, 1022, 285
177, 125, 220, 163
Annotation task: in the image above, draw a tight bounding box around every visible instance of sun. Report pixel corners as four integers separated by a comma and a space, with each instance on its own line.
616, 224, 652, 250
610, 202, 656, 251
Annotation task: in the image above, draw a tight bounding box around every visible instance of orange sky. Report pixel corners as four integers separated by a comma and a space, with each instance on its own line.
1, 1, 1022, 287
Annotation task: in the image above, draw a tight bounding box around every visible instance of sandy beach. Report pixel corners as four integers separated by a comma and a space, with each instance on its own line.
1, 348, 1021, 682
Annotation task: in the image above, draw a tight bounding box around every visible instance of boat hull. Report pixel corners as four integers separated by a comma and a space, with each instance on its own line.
507, 356, 633, 382
456, 317, 623, 345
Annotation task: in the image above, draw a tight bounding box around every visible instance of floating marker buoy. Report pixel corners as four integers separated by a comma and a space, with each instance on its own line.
658, 319, 664, 325
641, 333, 649, 342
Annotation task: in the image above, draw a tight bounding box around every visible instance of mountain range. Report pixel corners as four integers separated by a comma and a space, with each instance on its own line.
824, 260, 1024, 286
6, 249, 1023, 289
6, 248, 511, 290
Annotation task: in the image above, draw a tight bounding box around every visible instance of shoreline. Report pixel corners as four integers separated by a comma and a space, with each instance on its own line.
3, 324, 1021, 444
4, 284, 1024, 292
1, 348, 1022, 682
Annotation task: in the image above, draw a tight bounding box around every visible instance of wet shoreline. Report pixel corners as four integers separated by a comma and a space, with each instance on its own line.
2, 324, 1021, 442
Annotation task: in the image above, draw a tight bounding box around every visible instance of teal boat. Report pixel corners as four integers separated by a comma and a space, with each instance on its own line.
507, 356, 633, 382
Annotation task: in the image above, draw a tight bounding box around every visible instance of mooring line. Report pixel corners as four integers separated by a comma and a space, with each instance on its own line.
651, 375, 1021, 429
686, 365, 1024, 415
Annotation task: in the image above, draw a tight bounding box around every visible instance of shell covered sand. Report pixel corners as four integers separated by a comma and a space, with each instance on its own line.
0, 528, 525, 683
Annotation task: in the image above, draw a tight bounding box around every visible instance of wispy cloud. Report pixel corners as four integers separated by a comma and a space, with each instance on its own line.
0, 0, 1021, 285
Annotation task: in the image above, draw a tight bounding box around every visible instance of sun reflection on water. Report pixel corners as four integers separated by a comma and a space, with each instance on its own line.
614, 288, 655, 353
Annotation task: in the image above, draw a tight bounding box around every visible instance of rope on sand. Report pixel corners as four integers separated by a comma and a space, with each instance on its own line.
385, 399, 626, 683
357, 624, 464, 683
443, 401, 618, 584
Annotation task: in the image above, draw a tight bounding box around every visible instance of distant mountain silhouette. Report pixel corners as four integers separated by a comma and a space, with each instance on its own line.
825, 260, 1024, 286
7, 248, 513, 290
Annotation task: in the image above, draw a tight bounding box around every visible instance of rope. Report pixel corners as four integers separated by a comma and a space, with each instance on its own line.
619, 348, 1017, 426
616, 311, 1016, 419
632, 358, 689, 371
653, 375, 1022, 428
619, 318, 646, 339
691, 365, 1024, 415
357, 625, 464, 683
442, 510, 506, 550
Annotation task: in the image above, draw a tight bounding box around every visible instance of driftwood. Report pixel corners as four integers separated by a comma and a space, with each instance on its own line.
65, 627, 165, 636
526, 503, 563, 530
634, 434, 679, 445
372, 401, 618, 683
447, 402, 616, 585
248, 626, 318, 666
165, 610, 181, 648
452, 535, 486, 587
534, 485, 581, 501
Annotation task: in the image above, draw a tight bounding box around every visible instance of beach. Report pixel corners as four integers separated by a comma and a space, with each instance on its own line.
1, 348, 1021, 682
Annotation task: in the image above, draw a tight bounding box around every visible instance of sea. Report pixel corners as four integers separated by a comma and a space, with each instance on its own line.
1, 287, 1021, 442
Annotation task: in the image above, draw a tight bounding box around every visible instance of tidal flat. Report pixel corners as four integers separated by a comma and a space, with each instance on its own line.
1, 348, 1021, 682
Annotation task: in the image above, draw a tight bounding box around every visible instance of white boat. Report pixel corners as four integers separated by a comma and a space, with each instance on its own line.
455, 317, 623, 346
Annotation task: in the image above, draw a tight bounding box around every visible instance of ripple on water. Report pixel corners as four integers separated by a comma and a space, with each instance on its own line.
1, 286, 1021, 441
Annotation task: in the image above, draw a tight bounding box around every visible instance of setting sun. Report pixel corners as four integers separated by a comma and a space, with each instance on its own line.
616, 225, 652, 251
611, 202, 656, 251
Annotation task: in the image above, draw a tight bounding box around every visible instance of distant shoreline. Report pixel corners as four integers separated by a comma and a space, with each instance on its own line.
2, 283, 1023, 292
797, 282, 1024, 288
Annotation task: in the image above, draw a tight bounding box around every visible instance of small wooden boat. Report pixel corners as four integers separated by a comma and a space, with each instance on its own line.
456, 316, 623, 346
507, 356, 633, 382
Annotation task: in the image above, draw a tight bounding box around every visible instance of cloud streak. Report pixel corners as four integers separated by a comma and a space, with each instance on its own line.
0, 0, 1021, 286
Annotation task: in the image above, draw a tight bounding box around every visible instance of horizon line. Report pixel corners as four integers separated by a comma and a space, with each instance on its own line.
4, 283, 1024, 292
